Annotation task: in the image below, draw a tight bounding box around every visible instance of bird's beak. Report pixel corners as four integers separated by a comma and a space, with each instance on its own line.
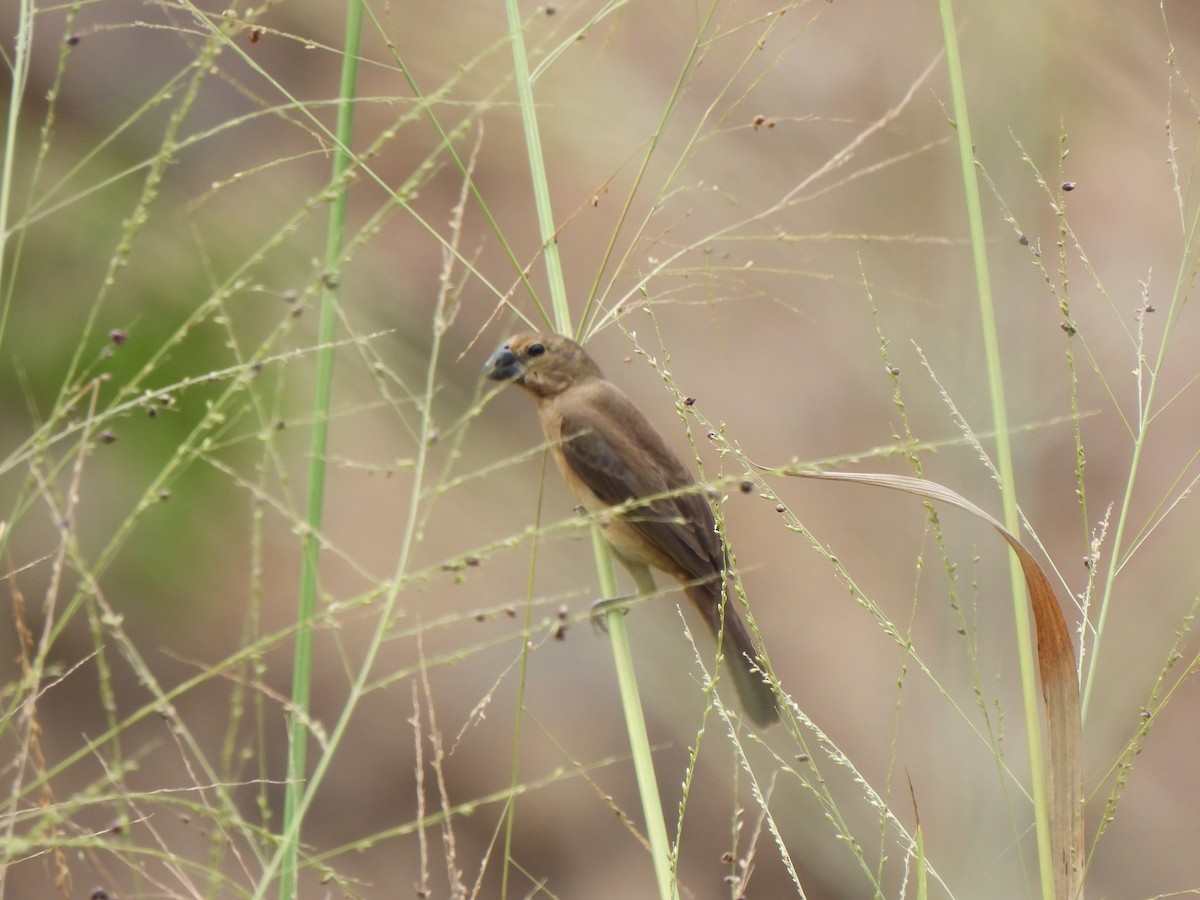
484, 344, 524, 383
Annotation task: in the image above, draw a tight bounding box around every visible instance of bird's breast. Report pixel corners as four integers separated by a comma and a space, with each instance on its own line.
535, 395, 650, 563
537, 398, 597, 509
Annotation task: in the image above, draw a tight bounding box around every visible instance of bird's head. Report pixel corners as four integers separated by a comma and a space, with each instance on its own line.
484, 332, 603, 399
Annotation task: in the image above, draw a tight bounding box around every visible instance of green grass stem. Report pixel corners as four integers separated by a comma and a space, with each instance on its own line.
503, 4, 675, 897
0, 0, 33, 352
935, 2, 1056, 897
280, 2, 363, 897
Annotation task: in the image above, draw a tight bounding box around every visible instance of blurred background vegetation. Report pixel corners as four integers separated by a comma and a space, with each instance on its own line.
2, 0, 1199, 897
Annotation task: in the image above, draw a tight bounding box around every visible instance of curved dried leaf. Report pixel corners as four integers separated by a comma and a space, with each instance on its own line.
785, 469, 1083, 898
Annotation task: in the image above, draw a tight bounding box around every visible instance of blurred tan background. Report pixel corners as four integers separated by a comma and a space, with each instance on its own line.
3, 0, 1199, 897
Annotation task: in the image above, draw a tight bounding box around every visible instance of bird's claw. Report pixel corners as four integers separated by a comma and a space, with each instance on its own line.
589, 593, 636, 634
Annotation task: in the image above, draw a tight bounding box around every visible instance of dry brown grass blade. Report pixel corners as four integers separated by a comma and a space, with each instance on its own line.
784, 469, 1084, 898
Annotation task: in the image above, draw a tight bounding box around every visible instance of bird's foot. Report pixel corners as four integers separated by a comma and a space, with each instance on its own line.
589, 593, 636, 635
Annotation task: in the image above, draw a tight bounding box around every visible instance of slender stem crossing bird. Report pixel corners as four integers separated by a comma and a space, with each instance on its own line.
484, 332, 780, 726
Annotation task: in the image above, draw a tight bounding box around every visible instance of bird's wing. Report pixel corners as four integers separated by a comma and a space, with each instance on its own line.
557, 385, 720, 580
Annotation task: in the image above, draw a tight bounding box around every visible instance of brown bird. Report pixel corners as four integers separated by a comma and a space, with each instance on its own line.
484, 332, 779, 726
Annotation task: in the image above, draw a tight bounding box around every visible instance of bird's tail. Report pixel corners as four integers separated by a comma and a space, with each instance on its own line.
685, 581, 780, 727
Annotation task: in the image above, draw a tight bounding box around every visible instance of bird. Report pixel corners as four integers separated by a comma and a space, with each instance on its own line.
484, 332, 779, 726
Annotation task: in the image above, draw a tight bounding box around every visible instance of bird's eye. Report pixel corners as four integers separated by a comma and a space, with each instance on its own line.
527, 343, 545, 357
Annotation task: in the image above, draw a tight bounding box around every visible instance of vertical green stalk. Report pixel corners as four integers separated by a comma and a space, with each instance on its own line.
503, 4, 675, 898
503, 0, 568, 326
593, 524, 679, 900
0, 0, 33, 352
280, 3, 363, 898
935, 3, 1056, 899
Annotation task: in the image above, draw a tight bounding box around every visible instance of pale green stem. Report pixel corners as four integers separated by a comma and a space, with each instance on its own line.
280, 2, 363, 897
936, 3, 1055, 897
